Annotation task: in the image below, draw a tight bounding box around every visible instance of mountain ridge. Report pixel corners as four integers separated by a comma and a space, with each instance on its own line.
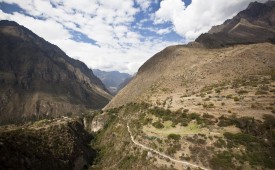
195, 1, 275, 48
93, 69, 132, 94
0, 20, 112, 124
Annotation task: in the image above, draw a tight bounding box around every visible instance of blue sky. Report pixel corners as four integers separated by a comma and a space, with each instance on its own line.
0, 0, 266, 74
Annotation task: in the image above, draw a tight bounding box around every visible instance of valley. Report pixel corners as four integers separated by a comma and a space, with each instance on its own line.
0, 1, 275, 170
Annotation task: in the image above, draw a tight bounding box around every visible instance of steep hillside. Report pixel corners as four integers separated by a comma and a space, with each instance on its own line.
0, 20, 112, 125
107, 43, 275, 109
195, 1, 275, 48
107, 1, 275, 109
96, 1, 275, 169
93, 69, 132, 95
0, 117, 96, 170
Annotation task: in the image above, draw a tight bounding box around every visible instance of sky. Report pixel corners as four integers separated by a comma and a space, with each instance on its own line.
0, 0, 268, 74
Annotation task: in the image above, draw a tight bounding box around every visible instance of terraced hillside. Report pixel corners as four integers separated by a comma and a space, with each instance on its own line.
94, 70, 275, 169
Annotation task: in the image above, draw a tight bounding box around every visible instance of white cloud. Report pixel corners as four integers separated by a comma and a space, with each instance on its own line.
135, 0, 151, 11
0, 0, 180, 74
155, 0, 185, 23
156, 28, 171, 35
155, 0, 268, 41
1, 0, 266, 74
0, 11, 71, 41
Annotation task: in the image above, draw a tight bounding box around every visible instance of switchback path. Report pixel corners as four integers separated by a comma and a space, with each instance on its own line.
127, 123, 209, 170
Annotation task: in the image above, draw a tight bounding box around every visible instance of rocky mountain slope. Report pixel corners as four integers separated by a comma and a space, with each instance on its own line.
0, 117, 96, 170
195, 1, 275, 48
96, 1, 275, 169
107, 43, 275, 109
93, 69, 132, 95
106, 1, 275, 109
0, 20, 112, 125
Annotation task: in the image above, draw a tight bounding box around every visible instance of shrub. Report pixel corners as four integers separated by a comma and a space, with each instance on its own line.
202, 113, 214, 119
142, 118, 153, 125
223, 132, 258, 145
226, 94, 232, 99
183, 109, 189, 113
168, 134, 181, 141
189, 112, 200, 120
234, 97, 240, 101
218, 116, 235, 127
215, 89, 221, 93
66, 112, 73, 117
237, 90, 248, 94
203, 103, 215, 108
166, 144, 181, 155
210, 151, 235, 169
152, 121, 164, 129
255, 90, 268, 95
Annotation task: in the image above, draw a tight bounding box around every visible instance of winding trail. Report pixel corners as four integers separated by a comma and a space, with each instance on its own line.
127, 123, 209, 170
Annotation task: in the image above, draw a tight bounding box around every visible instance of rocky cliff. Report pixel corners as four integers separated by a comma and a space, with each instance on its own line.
0, 20, 112, 125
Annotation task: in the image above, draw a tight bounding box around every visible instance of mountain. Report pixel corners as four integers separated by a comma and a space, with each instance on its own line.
0, 117, 96, 170
195, 1, 275, 48
117, 76, 133, 92
94, 1, 275, 169
1, 1, 275, 170
0, 20, 112, 125
93, 69, 132, 94
106, 1, 275, 109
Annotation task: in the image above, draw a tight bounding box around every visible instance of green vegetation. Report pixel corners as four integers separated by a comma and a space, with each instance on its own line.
237, 90, 248, 94
203, 102, 215, 108
167, 133, 181, 141
0, 120, 95, 169
146, 107, 216, 128
152, 121, 164, 129
218, 115, 235, 127
210, 151, 235, 170
233, 96, 240, 101
216, 114, 275, 169
255, 90, 268, 95
118, 155, 138, 169
213, 138, 226, 148
94, 100, 275, 169
166, 144, 181, 155
226, 94, 232, 99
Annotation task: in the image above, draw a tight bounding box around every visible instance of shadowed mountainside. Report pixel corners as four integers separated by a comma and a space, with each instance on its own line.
0, 117, 96, 170
0, 20, 112, 125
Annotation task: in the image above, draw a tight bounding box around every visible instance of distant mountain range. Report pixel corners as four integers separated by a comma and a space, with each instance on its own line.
195, 1, 275, 48
93, 69, 132, 95
0, 20, 112, 124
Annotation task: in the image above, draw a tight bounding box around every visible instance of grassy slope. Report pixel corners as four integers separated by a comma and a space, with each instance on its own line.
93, 70, 275, 170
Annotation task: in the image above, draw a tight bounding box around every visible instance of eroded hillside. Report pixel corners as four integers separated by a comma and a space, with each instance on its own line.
107, 43, 275, 109
95, 69, 275, 169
